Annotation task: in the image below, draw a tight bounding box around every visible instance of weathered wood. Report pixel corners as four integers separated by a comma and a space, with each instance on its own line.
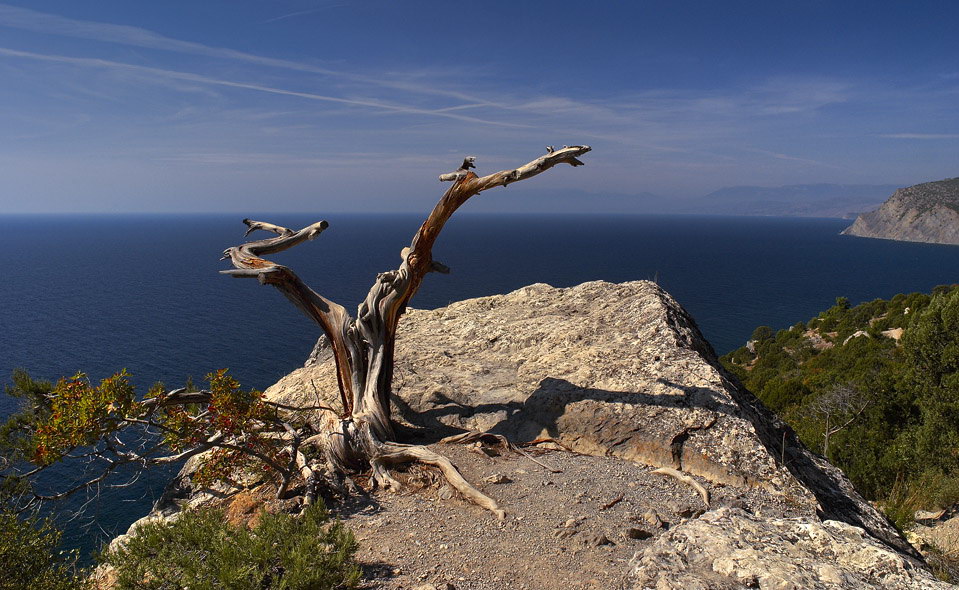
222, 146, 591, 516
652, 466, 711, 506
222, 219, 358, 416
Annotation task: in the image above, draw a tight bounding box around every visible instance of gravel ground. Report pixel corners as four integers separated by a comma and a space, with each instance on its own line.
330, 441, 813, 590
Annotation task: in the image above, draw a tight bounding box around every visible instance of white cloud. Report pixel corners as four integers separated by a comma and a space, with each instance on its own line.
0, 47, 527, 128
0, 3, 497, 106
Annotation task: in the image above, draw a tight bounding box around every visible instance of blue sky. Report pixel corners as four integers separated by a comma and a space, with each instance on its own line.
0, 1, 957, 213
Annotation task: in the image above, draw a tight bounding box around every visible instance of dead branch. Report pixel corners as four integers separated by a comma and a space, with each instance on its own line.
217, 146, 591, 517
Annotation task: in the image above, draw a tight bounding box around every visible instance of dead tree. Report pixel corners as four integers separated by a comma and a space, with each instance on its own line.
221, 146, 591, 518
811, 384, 871, 458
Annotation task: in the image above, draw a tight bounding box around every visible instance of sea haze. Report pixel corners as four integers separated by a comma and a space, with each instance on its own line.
3, 212, 959, 558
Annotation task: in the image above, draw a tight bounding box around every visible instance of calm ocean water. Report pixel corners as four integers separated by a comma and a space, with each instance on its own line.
3, 212, 959, 557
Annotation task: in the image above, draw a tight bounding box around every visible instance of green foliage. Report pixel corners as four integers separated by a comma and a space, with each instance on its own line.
31, 371, 138, 466
101, 503, 360, 590
895, 289, 959, 476
721, 284, 959, 512
880, 476, 926, 533
2, 368, 289, 508
751, 325, 774, 342
161, 370, 284, 488
760, 378, 809, 413
0, 510, 88, 590
1, 370, 56, 463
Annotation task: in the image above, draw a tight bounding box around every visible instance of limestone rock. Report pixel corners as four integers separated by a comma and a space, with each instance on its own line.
913, 515, 959, 560
267, 280, 912, 558
629, 507, 952, 590
842, 177, 959, 245
137, 280, 943, 588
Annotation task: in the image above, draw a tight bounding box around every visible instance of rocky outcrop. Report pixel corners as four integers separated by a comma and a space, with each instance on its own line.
264, 280, 941, 584
842, 177, 959, 245
130, 280, 948, 588
278, 281, 805, 495
630, 507, 949, 589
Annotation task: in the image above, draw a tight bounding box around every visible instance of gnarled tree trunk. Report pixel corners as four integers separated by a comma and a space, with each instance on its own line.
222, 146, 591, 517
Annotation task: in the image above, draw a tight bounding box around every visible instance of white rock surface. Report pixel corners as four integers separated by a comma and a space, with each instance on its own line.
630, 507, 952, 589
145, 280, 944, 588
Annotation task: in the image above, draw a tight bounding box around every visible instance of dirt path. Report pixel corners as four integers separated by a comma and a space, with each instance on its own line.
335, 443, 810, 590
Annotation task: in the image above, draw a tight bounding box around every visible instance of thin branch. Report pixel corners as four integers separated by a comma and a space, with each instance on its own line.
32, 460, 122, 502
221, 220, 357, 416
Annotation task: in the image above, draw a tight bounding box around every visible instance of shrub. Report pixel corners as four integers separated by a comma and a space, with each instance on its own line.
0, 511, 88, 590
751, 325, 774, 342
101, 502, 360, 590
722, 286, 959, 510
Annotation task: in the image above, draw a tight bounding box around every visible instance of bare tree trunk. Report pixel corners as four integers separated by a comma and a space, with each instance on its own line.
222, 146, 591, 517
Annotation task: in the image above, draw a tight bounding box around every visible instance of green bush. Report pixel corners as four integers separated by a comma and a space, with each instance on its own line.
101, 502, 360, 590
0, 511, 88, 590
761, 378, 809, 413
751, 325, 774, 342
721, 285, 959, 515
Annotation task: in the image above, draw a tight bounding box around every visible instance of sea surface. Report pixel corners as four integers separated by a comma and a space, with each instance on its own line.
3, 212, 959, 558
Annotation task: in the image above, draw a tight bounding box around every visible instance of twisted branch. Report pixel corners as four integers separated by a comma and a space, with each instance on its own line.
216, 146, 591, 517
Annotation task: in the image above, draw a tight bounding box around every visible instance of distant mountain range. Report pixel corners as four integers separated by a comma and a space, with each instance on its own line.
469, 183, 899, 218
680, 184, 899, 219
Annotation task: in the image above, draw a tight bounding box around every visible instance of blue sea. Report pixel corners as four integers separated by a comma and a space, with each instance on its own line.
3, 213, 959, 558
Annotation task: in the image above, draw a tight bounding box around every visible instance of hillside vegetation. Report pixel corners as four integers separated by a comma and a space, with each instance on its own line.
722, 285, 959, 524
894, 177, 959, 214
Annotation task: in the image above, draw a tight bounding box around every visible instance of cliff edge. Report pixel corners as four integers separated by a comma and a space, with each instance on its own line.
842, 177, 959, 245
121, 281, 950, 589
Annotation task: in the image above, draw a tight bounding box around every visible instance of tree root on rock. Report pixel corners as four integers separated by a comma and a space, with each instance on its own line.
652, 466, 711, 507
440, 431, 562, 474
372, 441, 505, 520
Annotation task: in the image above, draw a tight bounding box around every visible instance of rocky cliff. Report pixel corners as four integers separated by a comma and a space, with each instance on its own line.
842, 177, 959, 245
123, 281, 952, 589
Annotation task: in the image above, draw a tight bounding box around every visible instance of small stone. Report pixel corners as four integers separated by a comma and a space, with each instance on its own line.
724, 498, 749, 512
641, 509, 664, 528
478, 445, 500, 457
669, 501, 703, 518
484, 473, 512, 484
626, 527, 653, 540
582, 532, 613, 546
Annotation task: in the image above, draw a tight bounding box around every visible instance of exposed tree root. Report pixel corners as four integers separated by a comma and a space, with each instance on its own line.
441, 431, 562, 474
652, 466, 711, 507
373, 441, 505, 520
523, 437, 576, 453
